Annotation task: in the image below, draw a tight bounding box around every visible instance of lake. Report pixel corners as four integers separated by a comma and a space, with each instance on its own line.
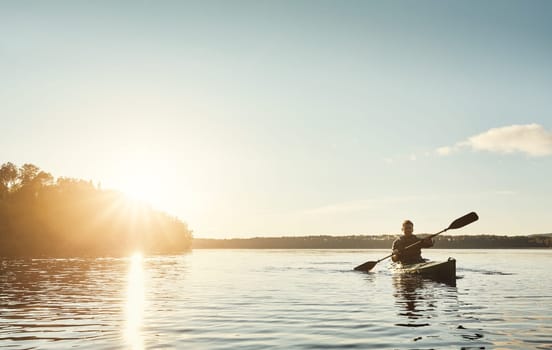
1, 249, 551, 349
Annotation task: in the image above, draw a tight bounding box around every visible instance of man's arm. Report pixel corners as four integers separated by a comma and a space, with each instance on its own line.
391, 239, 402, 262
420, 237, 434, 248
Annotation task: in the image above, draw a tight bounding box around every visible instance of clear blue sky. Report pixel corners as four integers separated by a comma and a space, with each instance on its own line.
1, 1, 551, 237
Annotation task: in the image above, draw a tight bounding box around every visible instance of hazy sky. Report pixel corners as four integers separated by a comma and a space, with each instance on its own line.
2, 1, 551, 237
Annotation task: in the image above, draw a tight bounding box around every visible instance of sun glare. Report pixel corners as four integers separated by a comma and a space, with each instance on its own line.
131, 251, 143, 263
108, 154, 199, 221
125, 251, 145, 350
120, 178, 158, 204
111, 157, 172, 209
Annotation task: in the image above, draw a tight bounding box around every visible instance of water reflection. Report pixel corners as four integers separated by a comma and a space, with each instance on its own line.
2, 251, 550, 349
392, 274, 436, 327
0, 258, 126, 347
391, 273, 490, 347
124, 253, 145, 350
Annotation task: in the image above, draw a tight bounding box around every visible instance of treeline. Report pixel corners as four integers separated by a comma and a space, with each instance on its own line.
0, 162, 192, 257
193, 234, 552, 249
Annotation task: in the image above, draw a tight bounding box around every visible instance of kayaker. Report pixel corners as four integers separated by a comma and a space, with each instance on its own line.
391, 220, 434, 264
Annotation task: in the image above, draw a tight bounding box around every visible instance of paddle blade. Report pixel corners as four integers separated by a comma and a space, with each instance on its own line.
448, 211, 479, 230
354, 261, 377, 272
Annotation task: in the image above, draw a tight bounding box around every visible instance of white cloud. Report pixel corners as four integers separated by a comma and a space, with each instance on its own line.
436, 146, 454, 156
437, 124, 552, 157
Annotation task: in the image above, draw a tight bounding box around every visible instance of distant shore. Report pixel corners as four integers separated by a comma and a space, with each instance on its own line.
193, 234, 552, 249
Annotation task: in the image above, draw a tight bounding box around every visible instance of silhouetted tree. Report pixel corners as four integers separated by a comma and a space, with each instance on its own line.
0, 162, 18, 197
19, 163, 40, 185
0, 162, 193, 257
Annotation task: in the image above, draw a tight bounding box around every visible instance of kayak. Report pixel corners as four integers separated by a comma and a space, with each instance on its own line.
394, 257, 456, 284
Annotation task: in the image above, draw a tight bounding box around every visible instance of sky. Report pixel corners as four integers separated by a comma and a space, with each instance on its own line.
1, 0, 551, 238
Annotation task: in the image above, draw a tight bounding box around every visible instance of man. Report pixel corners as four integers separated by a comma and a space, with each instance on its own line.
391, 220, 433, 264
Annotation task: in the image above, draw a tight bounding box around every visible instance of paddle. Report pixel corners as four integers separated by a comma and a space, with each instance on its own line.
353, 211, 479, 272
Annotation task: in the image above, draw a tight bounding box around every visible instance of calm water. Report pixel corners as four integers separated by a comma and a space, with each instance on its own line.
1, 249, 551, 349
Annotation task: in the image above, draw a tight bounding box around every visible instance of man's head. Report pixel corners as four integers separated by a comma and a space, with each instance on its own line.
402, 220, 414, 236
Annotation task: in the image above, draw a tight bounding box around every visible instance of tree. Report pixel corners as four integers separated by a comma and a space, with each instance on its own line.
19, 163, 40, 185
31, 171, 54, 192
0, 162, 19, 196
1, 161, 193, 257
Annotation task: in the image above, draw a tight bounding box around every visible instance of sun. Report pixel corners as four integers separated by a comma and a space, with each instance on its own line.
107, 153, 198, 219
119, 177, 158, 204
110, 156, 172, 209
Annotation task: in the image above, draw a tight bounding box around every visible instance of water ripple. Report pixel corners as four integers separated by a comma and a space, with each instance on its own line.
1, 250, 552, 349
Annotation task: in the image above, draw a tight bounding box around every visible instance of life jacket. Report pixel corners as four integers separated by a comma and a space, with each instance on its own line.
392, 234, 430, 264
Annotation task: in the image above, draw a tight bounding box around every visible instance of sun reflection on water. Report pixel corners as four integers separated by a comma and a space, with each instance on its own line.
125, 252, 145, 350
